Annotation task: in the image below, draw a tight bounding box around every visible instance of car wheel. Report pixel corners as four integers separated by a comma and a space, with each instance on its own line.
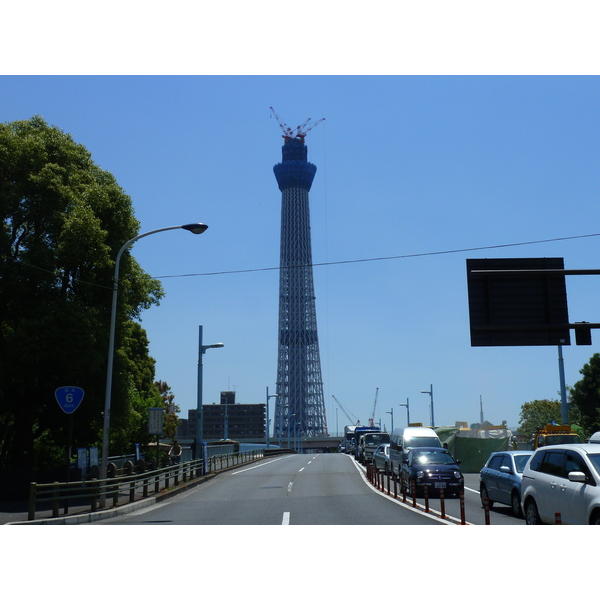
511, 491, 522, 518
525, 499, 542, 525
480, 484, 494, 509
590, 510, 600, 525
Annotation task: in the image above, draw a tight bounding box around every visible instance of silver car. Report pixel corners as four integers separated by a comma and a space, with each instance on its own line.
521, 444, 600, 525
479, 450, 533, 517
372, 443, 391, 474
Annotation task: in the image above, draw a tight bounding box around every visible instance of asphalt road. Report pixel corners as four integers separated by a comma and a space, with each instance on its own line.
94, 453, 524, 525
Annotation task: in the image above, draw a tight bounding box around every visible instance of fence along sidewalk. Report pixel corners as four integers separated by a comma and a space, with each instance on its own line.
25, 450, 263, 522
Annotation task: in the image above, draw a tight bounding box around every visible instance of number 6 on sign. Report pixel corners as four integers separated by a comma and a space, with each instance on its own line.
55, 386, 84, 414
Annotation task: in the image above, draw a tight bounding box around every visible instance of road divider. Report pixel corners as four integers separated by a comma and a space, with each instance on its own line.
364, 461, 476, 525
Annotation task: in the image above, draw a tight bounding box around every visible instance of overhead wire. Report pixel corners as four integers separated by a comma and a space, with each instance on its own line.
3, 231, 600, 288
150, 232, 600, 280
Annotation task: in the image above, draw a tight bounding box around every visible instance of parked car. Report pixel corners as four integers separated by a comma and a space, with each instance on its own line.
521, 444, 600, 524
401, 447, 464, 497
372, 443, 391, 474
479, 450, 533, 517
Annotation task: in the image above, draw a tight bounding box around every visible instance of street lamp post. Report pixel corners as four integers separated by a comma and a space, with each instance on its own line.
196, 325, 224, 473
265, 387, 278, 448
421, 385, 434, 427
385, 408, 394, 433
288, 413, 295, 450
399, 398, 410, 426
101, 223, 208, 488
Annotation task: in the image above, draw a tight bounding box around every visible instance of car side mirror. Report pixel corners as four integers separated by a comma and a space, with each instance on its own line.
456, 460, 461, 465
499, 465, 512, 474
568, 471, 587, 483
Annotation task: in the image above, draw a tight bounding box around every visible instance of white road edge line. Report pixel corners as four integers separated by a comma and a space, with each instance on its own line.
230, 455, 291, 475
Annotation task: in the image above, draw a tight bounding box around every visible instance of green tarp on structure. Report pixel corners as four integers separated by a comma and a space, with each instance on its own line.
435, 427, 511, 473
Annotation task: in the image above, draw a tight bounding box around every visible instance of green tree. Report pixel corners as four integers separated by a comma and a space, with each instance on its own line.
517, 399, 562, 441
110, 322, 164, 452
0, 116, 163, 475
155, 380, 180, 440
569, 353, 600, 436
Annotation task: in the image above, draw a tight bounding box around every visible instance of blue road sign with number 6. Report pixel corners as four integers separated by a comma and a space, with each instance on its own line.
55, 386, 84, 414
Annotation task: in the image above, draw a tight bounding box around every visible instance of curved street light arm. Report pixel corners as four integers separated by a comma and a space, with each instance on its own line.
101, 223, 208, 493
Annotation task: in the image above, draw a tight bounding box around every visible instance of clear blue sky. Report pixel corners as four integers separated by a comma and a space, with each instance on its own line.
3, 75, 600, 433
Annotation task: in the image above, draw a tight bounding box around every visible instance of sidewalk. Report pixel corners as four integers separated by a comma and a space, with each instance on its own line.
2, 454, 269, 525
1, 455, 269, 524
0, 498, 31, 525
0, 471, 218, 525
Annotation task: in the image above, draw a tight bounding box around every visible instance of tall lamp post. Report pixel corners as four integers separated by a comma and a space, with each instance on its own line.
421, 384, 434, 427
101, 223, 208, 487
197, 325, 224, 471
265, 387, 278, 449
288, 413, 295, 450
399, 398, 410, 427
385, 408, 394, 433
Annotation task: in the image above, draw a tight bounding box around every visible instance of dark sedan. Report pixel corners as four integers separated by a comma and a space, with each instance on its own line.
401, 447, 464, 497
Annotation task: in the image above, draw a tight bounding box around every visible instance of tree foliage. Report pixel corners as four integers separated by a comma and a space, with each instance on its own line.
517, 399, 562, 440
0, 116, 164, 476
569, 353, 600, 436
155, 380, 180, 440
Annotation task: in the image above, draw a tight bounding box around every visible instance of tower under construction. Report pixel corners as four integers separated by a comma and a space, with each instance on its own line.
271, 109, 328, 442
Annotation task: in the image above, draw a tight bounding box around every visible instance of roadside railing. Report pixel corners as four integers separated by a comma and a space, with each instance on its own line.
27, 449, 264, 521
366, 462, 469, 524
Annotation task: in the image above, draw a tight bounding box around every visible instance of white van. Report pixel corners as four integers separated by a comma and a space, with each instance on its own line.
389, 426, 442, 476
589, 431, 600, 444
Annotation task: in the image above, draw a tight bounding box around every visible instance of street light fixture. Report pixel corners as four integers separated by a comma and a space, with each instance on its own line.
421, 384, 434, 427
197, 325, 224, 471
288, 412, 295, 450
101, 223, 208, 486
265, 387, 278, 449
399, 398, 410, 427
385, 408, 394, 433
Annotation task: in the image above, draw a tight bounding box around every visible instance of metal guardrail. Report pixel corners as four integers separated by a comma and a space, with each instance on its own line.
27, 449, 264, 521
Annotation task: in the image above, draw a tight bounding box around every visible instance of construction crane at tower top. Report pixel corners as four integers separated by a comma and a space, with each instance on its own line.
270, 106, 325, 141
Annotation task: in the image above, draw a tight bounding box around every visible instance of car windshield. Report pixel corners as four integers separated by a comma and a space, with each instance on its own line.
406, 437, 440, 449
514, 454, 532, 473
545, 434, 580, 445
365, 434, 389, 444
587, 453, 600, 476
412, 450, 455, 465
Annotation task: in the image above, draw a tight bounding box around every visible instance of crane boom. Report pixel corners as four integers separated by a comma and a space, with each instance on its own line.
332, 395, 360, 426
270, 106, 325, 141
368, 388, 379, 427
300, 117, 325, 138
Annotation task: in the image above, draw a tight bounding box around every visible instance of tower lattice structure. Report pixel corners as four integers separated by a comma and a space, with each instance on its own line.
272, 133, 328, 441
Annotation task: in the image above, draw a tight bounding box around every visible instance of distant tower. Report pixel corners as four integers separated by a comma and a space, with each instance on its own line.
271, 108, 328, 442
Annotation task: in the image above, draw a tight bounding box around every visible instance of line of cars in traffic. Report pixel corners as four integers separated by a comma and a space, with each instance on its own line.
363, 426, 465, 498
368, 427, 600, 524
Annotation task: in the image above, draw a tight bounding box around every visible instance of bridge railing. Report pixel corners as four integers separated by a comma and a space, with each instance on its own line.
27, 449, 264, 521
